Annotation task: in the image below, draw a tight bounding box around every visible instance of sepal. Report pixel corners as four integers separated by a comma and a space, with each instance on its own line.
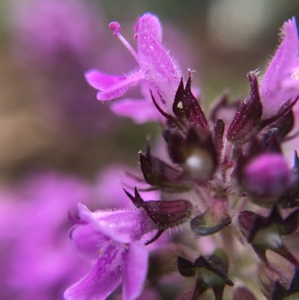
214, 119, 225, 157
190, 197, 231, 236
238, 206, 299, 266
227, 73, 262, 144
173, 76, 210, 139
259, 264, 299, 300
124, 188, 191, 244
271, 268, 299, 300
177, 249, 233, 300
139, 141, 191, 192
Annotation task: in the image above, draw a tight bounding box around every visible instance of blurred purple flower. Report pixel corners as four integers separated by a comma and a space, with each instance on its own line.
10, 0, 124, 136
0, 172, 91, 300
85, 13, 181, 123
10, 0, 101, 65
64, 203, 156, 300
260, 17, 299, 119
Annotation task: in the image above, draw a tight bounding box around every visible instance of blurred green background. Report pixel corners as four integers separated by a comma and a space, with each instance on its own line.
0, 0, 298, 182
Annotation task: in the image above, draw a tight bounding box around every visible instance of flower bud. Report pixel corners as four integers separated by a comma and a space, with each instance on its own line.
242, 153, 292, 202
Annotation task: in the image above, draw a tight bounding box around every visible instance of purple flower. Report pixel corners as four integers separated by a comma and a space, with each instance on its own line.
64, 204, 156, 300
10, 0, 104, 66
242, 153, 293, 199
260, 17, 299, 119
0, 172, 91, 300
85, 13, 181, 123
10, 0, 122, 136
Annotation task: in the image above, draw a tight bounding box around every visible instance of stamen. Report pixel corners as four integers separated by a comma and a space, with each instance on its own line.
109, 21, 140, 64
109, 21, 121, 37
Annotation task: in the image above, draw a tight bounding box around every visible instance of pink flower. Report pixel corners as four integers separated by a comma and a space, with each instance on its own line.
85, 13, 181, 123
64, 204, 155, 300
10, 0, 123, 136
0, 172, 91, 300
260, 17, 299, 119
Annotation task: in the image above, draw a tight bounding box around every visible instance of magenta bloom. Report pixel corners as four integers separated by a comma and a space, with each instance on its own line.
64, 204, 156, 300
0, 172, 91, 300
242, 153, 292, 199
85, 13, 181, 123
10, 0, 123, 136
260, 17, 299, 119
10, 0, 104, 66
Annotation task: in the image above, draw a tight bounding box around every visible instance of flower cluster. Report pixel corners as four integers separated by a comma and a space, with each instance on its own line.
66, 13, 299, 300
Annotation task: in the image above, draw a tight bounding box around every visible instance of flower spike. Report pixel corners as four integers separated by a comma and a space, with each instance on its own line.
65, 12, 299, 300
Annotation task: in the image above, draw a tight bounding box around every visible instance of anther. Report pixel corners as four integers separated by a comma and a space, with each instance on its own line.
109, 21, 140, 64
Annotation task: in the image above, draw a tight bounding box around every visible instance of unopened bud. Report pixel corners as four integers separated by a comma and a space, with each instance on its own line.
243, 153, 292, 201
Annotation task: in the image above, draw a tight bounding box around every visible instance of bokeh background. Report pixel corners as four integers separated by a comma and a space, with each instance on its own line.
0, 0, 298, 299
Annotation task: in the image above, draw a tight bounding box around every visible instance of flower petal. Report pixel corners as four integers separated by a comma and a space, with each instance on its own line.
85, 69, 126, 90
110, 97, 162, 124
85, 69, 144, 101
70, 223, 108, 260
64, 243, 122, 300
261, 18, 299, 118
134, 13, 163, 44
122, 241, 149, 300
136, 14, 181, 112
77, 203, 155, 243
96, 70, 143, 100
